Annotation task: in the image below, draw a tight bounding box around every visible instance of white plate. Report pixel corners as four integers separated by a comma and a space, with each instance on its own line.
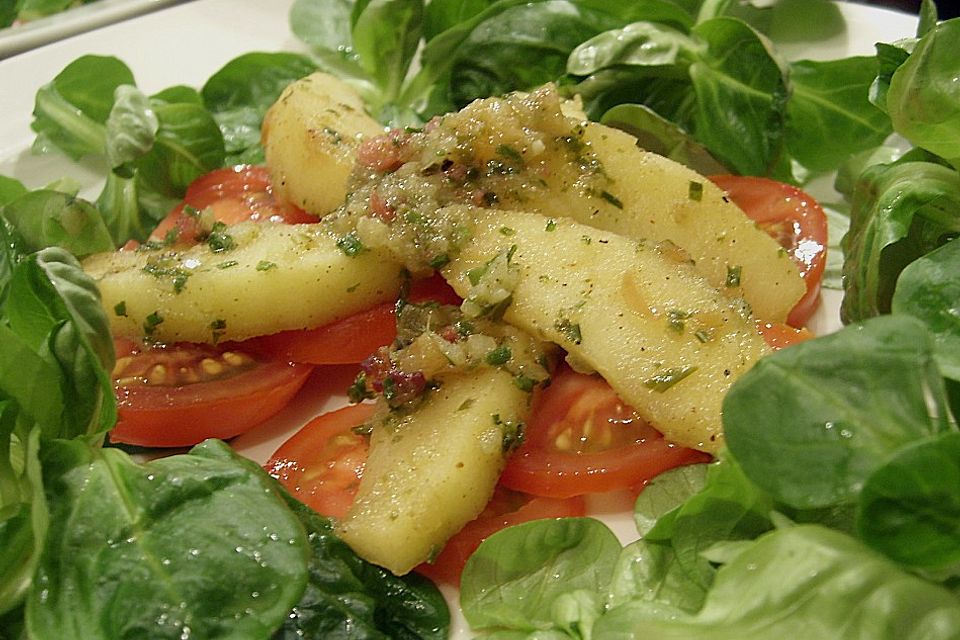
0, 1, 919, 637
0, 0, 187, 59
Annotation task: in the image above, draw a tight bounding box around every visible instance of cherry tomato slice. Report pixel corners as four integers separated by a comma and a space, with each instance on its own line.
110, 338, 313, 448
264, 403, 377, 519
709, 175, 828, 328
242, 273, 463, 365
415, 487, 586, 585
499, 364, 711, 499
150, 164, 316, 245
757, 321, 815, 350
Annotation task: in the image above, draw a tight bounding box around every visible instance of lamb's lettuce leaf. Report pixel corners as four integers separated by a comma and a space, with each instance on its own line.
593, 525, 960, 640
723, 314, 952, 509
31, 55, 132, 160
892, 237, 960, 381
274, 497, 450, 640
786, 56, 891, 174
29, 53, 317, 246
461, 517, 621, 636
26, 439, 310, 640
1, 191, 114, 259
887, 19, 960, 171
857, 431, 960, 574
200, 52, 318, 164
840, 159, 960, 322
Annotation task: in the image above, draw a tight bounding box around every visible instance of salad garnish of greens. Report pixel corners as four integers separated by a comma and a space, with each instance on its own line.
1, 0, 959, 638
1, 0, 101, 28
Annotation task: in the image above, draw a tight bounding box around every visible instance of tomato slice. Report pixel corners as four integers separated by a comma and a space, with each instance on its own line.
709, 175, 828, 328
110, 338, 314, 448
149, 165, 316, 245
757, 321, 815, 350
415, 487, 586, 585
264, 403, 377, 519
499, 364, 711, 499
243, 273, 463, 365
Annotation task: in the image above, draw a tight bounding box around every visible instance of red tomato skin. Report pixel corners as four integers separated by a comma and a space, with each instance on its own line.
499, 366, 711, 499
415, 490, 586, 585
500, 440, 709, 499
243, 273, 462, 365
709, 175, 828, 328
150, 164, 316, 244
757, 321, 815, 350
265, 403, 377, 519
110, 340, 314, 448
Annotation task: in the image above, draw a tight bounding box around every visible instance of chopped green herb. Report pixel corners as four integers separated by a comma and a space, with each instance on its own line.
466, 264, 487, 286
457, 398, 476, 411
453, 320, 475, 338
726, 265, 743, 287
209, 318, 227, 343
644, 365, 698, 392
545, 219, 557, 232
381, 376, 398, 401
346, 282, 360, 293
216, 260, 239, 270
337, 231, 365, 257
600, 190, 623, 209
404, 211, 425, 225
429, 254, 450, 269
256, 260, 278, 272
495, 144, 524, 164
689, 180, 704, 201
514, 374, 536, 392
113, 301, 127, 317
206, 221, 236, 253
555, 318, 583, 345
351, 422, 373, 436
142, 262, 190, 294
485, 345, 512, 366
667, 309, 691, 333
348, 372, 374, 403
143, 311, 164, 336
492, 414, 525, 452
694, 329, 714, 343
499, 226, 516, 236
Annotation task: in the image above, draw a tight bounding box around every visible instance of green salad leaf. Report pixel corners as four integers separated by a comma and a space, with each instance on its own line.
892, 237, 960, 381
723, 314, 952, 509
461, 517, 621, 635
887, 18, 960, 170
593, 525, 960, 639
857, 431, 960, 573
840, 158, 960, 322
274, 497, 450, 640
27, 439, 310, 640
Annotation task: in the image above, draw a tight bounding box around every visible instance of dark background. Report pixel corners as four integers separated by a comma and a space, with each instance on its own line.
866, 0, 960, 18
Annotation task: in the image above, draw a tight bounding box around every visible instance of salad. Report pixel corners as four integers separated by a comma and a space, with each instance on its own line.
1, 0, 959, 638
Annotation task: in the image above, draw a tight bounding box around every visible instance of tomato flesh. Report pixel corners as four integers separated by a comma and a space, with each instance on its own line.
709, 175, 828, 328
243, 273, 463, 365
757, 321, 815, 350
110, 338, 313, 448
265, 403, 377, 519
499, 364, 711, 499
150, 164, 316, 245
